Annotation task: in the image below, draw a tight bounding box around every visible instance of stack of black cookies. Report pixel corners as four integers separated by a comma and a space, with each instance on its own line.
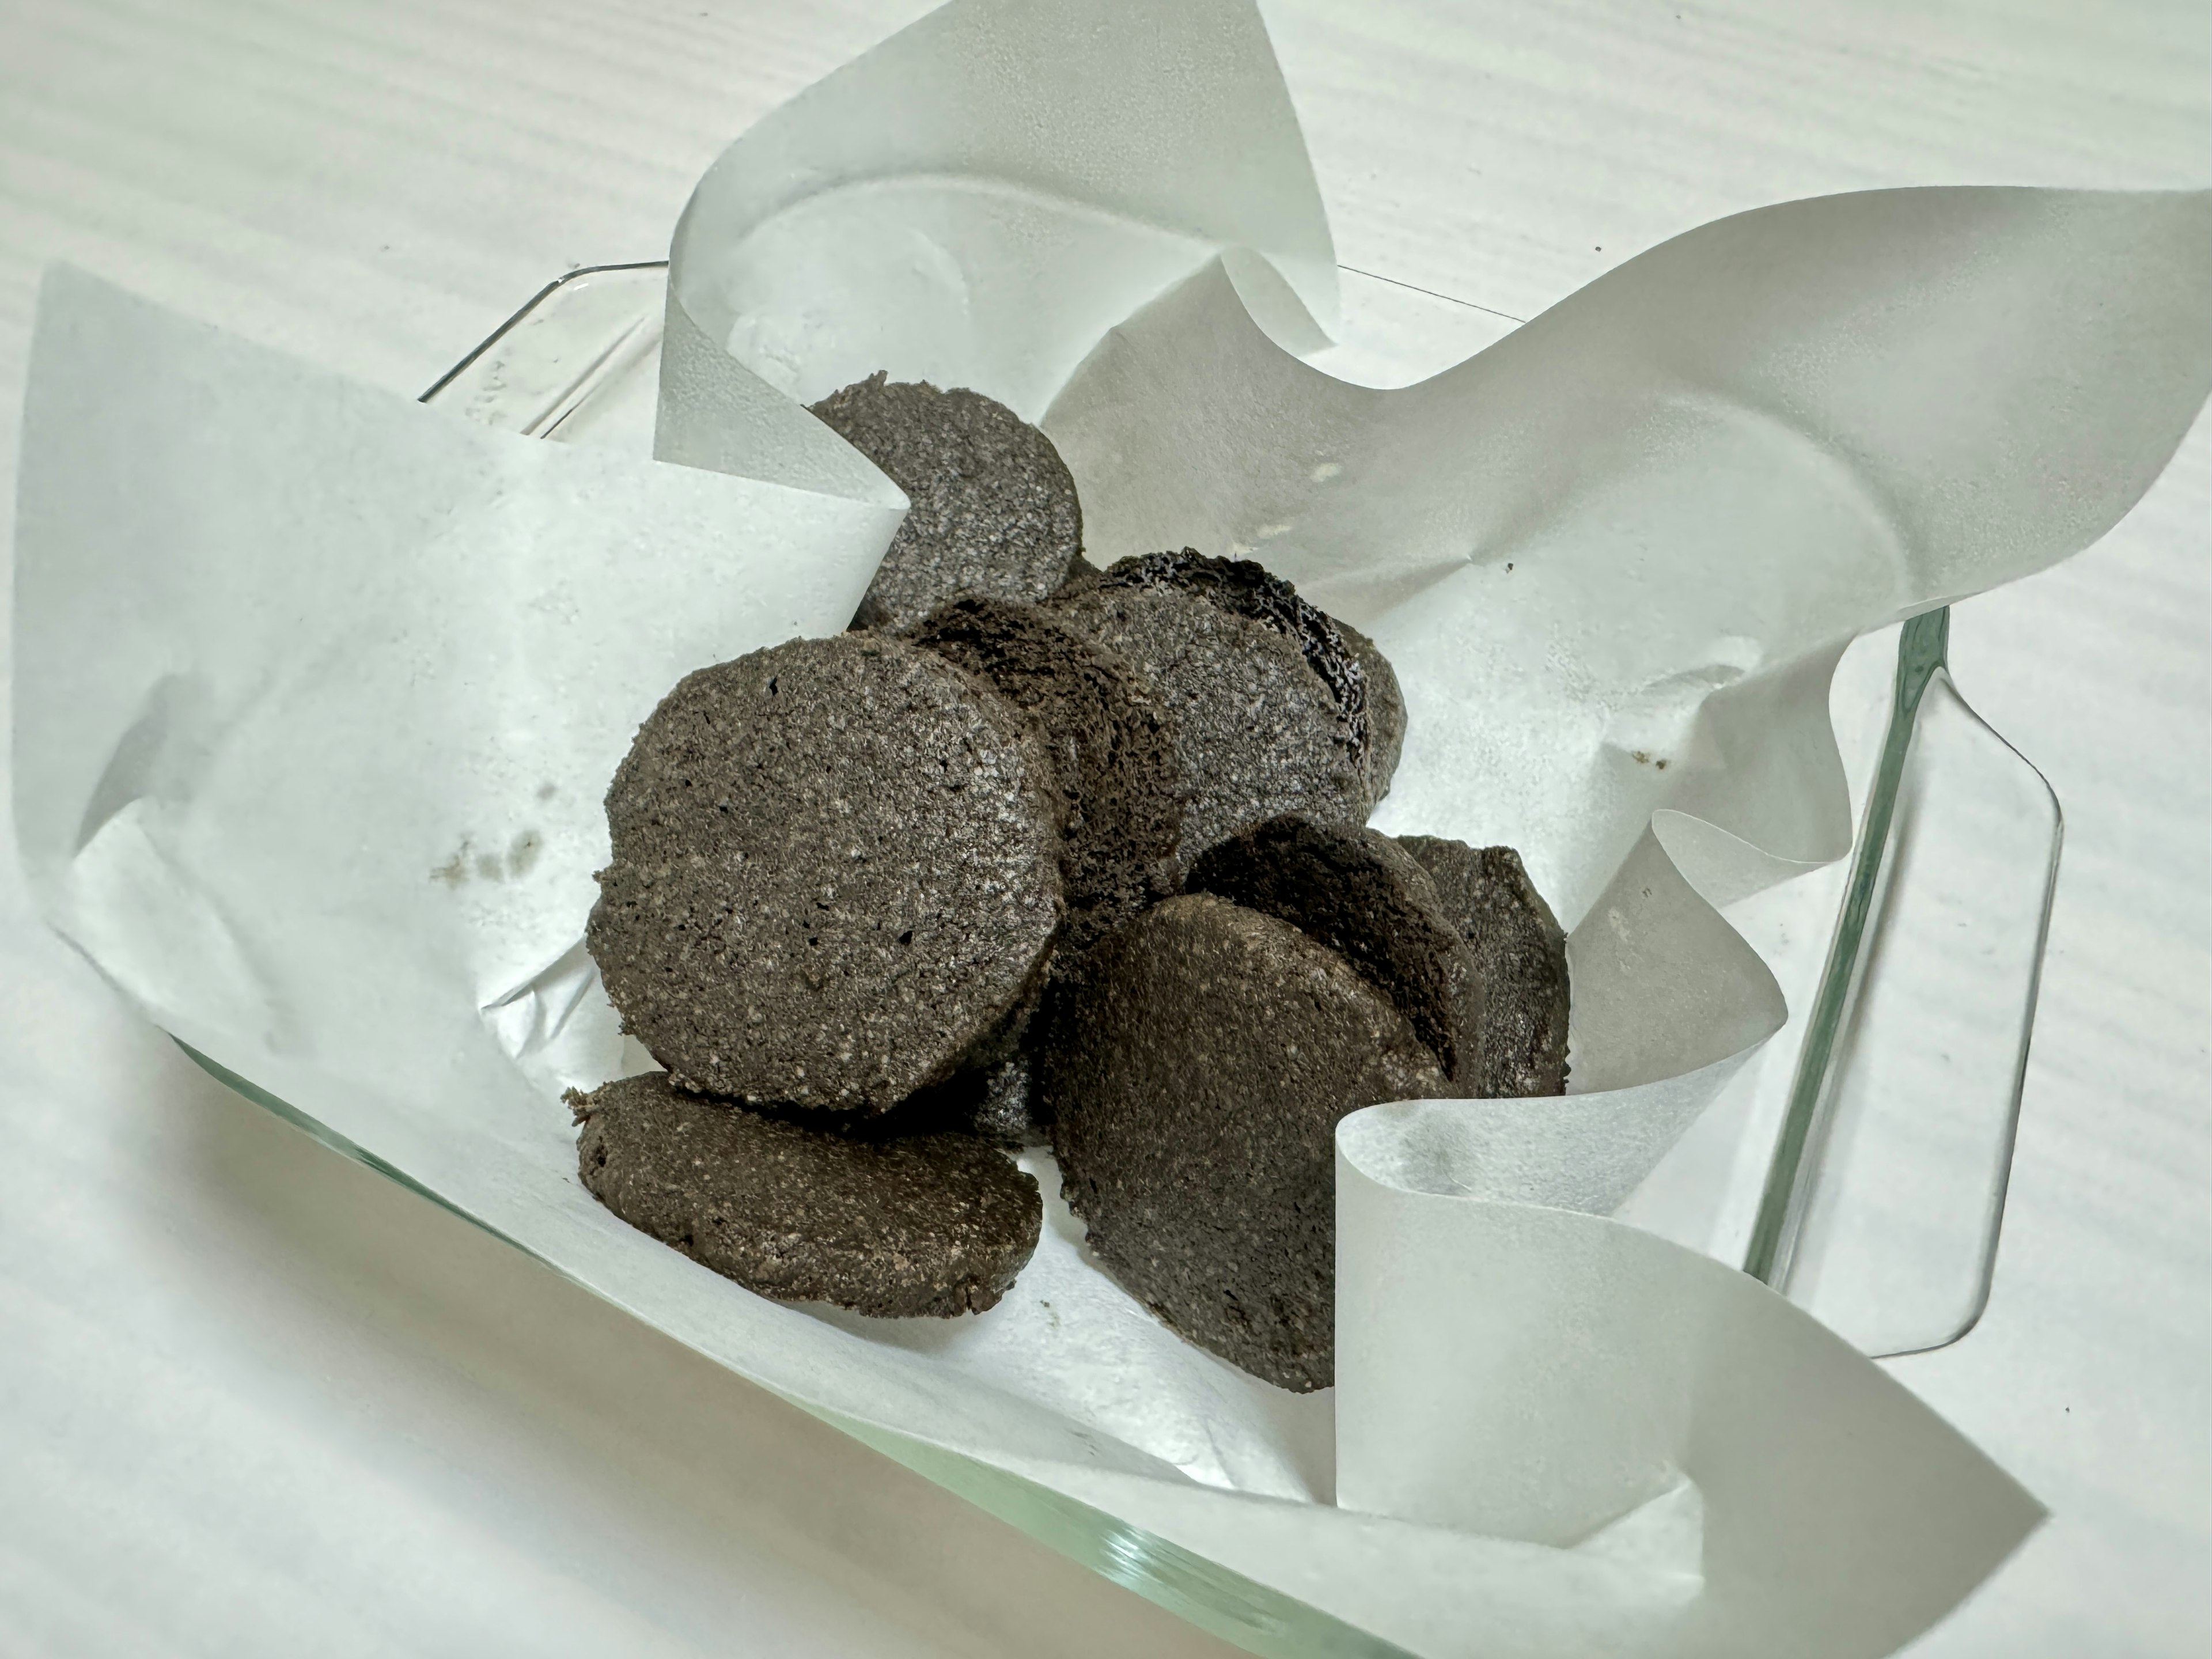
570, 375, 1570, 1390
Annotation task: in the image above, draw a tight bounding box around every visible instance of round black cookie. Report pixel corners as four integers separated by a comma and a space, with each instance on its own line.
1334, 616, 1406, 805
906, 596, 1183, 954
574, 1073, 1041, 1317
1051, 551, 1370, 868
1396, 836, 1571, 1097
809, 373, 1082, 632
1041, 893, 1452, 1391
1085, 548, 1370, 756
1188, 815, 1484, 1086
588, 633, 1064, 1113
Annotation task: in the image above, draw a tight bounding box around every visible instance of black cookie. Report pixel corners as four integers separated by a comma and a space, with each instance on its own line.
810, 374, 1082, 632
906, 596, 1183, 955
1041, 893, 1452, 1391
1090, 549, 1370, 755
1188, 815, 1483, 1086
1052, 554, 1369, 869
1397, 837, 1571, 1097
1334, 616, 1406, 806
574, 1073, 1041, 1317
588, 634, 1063, 1113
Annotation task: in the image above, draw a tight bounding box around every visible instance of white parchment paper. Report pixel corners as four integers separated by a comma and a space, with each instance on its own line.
17, 0, 2212, 1652
1044, 191, 2212, 921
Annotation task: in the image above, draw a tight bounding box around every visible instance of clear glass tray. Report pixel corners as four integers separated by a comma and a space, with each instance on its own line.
181, 258, 2059, 1656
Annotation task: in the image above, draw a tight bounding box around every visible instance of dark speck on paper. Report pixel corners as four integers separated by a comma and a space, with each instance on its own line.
509, 830, 544, 877
431, 840, 471, 887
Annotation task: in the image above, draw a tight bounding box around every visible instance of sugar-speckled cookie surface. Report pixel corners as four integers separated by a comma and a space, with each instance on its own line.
575, 1073, 1041, 1317
1041, 893, 1450, 1391
1333, 615, 1406, 806
1188, 815, 1483, 1086
907, 596, 1182, 955
810, 374, 1082, 632
1052, 553, 1369, 868
588, 633, 1063, 1113
1397, 836, 1571, 1097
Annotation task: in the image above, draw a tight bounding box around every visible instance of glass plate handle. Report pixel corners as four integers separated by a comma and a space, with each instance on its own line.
420, 260, 669, 439
1744, 608, 2062, 1357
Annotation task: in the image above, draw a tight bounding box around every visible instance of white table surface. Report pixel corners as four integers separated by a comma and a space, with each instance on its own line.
2, 2, 2206, 1653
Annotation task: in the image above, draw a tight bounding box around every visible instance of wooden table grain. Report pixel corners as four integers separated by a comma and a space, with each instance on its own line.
1, 3, 2205, 1653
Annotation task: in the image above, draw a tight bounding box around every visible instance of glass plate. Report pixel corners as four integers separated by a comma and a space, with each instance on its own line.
181, 258, 2059, 1656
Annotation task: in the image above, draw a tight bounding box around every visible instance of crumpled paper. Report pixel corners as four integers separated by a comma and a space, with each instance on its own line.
1044, 188, 2212, 921
15, 0, 2212, 1652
